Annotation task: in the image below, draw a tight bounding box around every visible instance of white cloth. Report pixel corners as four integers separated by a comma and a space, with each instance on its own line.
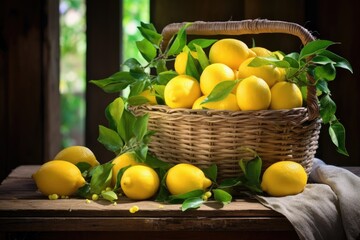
255, 158, 360, 240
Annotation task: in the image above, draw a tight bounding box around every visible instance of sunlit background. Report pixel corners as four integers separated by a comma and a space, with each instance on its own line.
59, 0, 150, 147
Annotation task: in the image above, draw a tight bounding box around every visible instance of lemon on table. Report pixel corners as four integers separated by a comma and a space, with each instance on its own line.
164, 75, 201, 108
209, 38, 250, 70
192, 94, 240, 111
111, 152, 139, 186
166, 163, 212, 195
200, 63, 236, 95
236, 75, 271, 111
32, 160, 86, 196
121, 165, 160, 200
270, 81, 303, 110
54, 145, 99, 167
261, 161, 308, 197
237, 57, 285, 87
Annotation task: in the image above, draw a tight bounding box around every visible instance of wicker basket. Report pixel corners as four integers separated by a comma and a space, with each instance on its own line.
131, 19, 322, 180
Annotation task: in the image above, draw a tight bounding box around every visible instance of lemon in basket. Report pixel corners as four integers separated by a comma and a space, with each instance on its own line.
53, 145, 99, 167
270, 81, 303, 110
121, 165, 160, 200
261, 161, 308, 197
166, 163, 212, 195
32, 160, 86, 196
192, 94, 240, 111
236, 75, 271, 110
200, 63, 236, 95
139, 89, 157, 105
164, 75, 201, 108
250, 47, 273, 57
174, 51, 198, 75
209, 38, 250, 70
237, 57, 285, 87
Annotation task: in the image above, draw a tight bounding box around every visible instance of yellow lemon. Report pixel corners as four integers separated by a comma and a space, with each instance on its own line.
261, 161, 308, 197
32, 160, 86, 196
200, 63, 236, 96
174, 51, 198, 75
273, 51, 285, 60
236, 76, 271, 110
270, 81, 303, 110
164, 75, 201, 108
237, 57, 285, 87
54, 145, 99, 167
166, 163, 212, 195
139, 89, 157, 105
192, 94, 240, 111
209, 38, 250, 69
121, 165, 160, 200
111, 152, 139, 186
250, 47, 273, 57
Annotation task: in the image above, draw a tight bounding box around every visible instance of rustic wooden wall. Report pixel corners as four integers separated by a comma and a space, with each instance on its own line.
0, 0, 60, 181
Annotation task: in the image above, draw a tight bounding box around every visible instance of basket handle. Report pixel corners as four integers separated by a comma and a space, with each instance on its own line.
161, 19, 319, 120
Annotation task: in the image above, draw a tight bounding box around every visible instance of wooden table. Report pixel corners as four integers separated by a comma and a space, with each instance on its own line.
4, 165, 358, 240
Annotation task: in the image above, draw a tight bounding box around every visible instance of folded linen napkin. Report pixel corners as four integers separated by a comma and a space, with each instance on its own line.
255, 158, 360, 240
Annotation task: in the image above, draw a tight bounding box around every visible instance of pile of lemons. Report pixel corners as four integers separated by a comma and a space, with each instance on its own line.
33, 145, 308, 201
145, 38, 303, 111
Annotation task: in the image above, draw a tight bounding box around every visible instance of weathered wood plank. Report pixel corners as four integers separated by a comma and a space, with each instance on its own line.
0, 216, 293, 232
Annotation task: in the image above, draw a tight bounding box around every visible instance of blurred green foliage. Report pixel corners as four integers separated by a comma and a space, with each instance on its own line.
59, 0, 149, 147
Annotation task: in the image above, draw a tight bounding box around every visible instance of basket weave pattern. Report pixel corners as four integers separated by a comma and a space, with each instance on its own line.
132, 19, 322, 180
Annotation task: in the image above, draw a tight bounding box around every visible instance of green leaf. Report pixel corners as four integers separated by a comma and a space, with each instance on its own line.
123, 58, 143, 72
213, 189, 232, 205
97, 125, 123, 153
166, 23, 191, 56
181, 197, 204, 211
134, 144, 148, 162
138, 23, 162, 47
218, 177, 242, 188
202, 80, 238, 104
155, 170, 171, 202
169, 189, 204, 202
312, 55, 335, 65
299, 40, 336, 60
329, 120, 348, 156
105, 97, 124, 131
314, 63, 336, 81
185, 51, 201, 80
316, 80, 330, 95
319, 95, 337, 124
156, 70, 178, 85
90, 162, 114, 194
248, 56, 290, 68
145, 154, 172, 170
118, 110, 136, 142
101, 190, 118, 202
202, 164, 217, 183
244, 156, 262, 185
90, 72, 136, 93
133, 113, 149, 141
114, 165, 131, 191
188, 39, 217, 50
76, 162, 92, 173
129, 81, 146, 98
283, 55, 299, 68
76, 183, 91, 198
194, 44, 210, 70
156, 59, 168, 74
127, 95, 150, 106
136, 39, 157, 62
320, 50, 353, 73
